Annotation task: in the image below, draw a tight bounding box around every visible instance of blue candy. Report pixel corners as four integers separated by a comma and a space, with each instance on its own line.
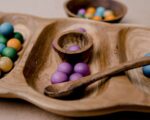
0, 43, 6, 54
145, 53, 150, 57
95, 7, 105, 17
143, 65, 150, 78
142, 53, 150, 78
0, 22, 14, 37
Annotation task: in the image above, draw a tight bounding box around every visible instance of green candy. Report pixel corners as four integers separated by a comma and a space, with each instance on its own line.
14, 32, 24, 43
0, 34, 7, 44
2, 47, 17, 60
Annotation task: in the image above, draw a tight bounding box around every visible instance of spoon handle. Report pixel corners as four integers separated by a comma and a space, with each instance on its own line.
76, 57, 150, 87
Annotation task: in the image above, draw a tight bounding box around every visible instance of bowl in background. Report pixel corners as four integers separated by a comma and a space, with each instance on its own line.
64, 0, 127, 23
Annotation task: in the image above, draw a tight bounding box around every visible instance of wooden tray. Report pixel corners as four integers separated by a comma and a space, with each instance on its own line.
0, 12, 150, 117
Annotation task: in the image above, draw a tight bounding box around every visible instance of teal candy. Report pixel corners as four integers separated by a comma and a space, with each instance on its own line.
0, 22, 14, 37
95, 7, 105, 17
144, 53, 150, 57
0, 43, 6, 54
2, 47, 17, 60
14, 32, 24, 43
143, 65, 150, 78
142, 53, 150, 78
0, 34, 7, 44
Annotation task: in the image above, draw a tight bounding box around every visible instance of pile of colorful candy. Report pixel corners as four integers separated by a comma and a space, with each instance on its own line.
51, 62, 90, 84
0, 22, 24, 76
77, 7, 116, 21
51, 43, 90, 84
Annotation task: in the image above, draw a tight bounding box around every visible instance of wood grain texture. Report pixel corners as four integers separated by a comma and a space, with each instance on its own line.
0, 12, 149, 117
118, 27, 150, 95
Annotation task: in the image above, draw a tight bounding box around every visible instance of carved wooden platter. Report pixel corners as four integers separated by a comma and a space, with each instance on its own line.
0, 12, 150, 117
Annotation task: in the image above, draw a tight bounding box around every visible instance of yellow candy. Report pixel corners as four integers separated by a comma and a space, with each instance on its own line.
85, 13, 93, 19
92, 16, 102, 21
86, 7, 96, 14
104, 14, 116, 21
104, 10, 114, 17
7, 38, 22, 51
0, 57, 13, 72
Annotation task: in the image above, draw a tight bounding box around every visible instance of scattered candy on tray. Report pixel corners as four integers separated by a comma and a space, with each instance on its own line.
142, 53, 150, 78
77, 6, 116, 21
0, 22, 24, 77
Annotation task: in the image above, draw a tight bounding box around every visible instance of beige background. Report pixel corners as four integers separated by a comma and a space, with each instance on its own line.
0, 0, 150, 120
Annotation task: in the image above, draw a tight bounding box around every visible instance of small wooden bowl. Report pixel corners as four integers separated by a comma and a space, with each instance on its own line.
52, 30, 93, 63
64, 0, 127, 23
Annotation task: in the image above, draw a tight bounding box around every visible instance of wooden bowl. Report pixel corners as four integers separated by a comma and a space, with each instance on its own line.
52, 30, 93, 63
64, 0, 127, 23
0, 12, 150, 117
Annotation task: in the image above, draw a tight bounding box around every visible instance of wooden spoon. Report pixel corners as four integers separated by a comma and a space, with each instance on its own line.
44, 57, 150, 98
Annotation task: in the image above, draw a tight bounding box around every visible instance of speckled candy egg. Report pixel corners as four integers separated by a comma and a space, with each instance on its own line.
51, 71, 68, 84
104, 14, 116, 21
0, 34, 7, 44
77, 8, 86, 17
142, 53, 150, 78
14, 32, 24, 43
68, 45, 80, 51
0, 43, 6, 54
74, 62, 90, 76
2, 47, 17, 60
69, 73, 83, 81
7, 38, 22, 51
86, 7, 96, 14
92, 16, 102, 21
104, 10, 114, 17
85, 13, 93, 19
95, 7, 105, 17
0, 57, 13, 72
57, 62, 73, 75
0, 22, 14, 37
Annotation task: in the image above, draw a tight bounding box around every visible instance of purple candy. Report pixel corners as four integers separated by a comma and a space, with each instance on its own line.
78, 8, 86, 15
68, 45, 80, 51
78, 28, 86, 32
69, 73, 83, 81
57, 62, 73, 74
51, 71, 68, 84
74, 62, 90, 76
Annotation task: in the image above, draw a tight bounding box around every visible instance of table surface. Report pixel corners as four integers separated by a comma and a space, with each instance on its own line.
0, 0, 150, 120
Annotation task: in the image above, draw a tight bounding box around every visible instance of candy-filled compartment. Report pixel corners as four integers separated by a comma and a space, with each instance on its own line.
118, 27, 150, 95
0, 13, 50, 78
23, 19, 123, 98
52, 30, 93, 63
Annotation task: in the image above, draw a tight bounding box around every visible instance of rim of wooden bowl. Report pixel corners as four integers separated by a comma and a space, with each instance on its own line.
52, 30, 93, 55
64, 0, 128, 23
